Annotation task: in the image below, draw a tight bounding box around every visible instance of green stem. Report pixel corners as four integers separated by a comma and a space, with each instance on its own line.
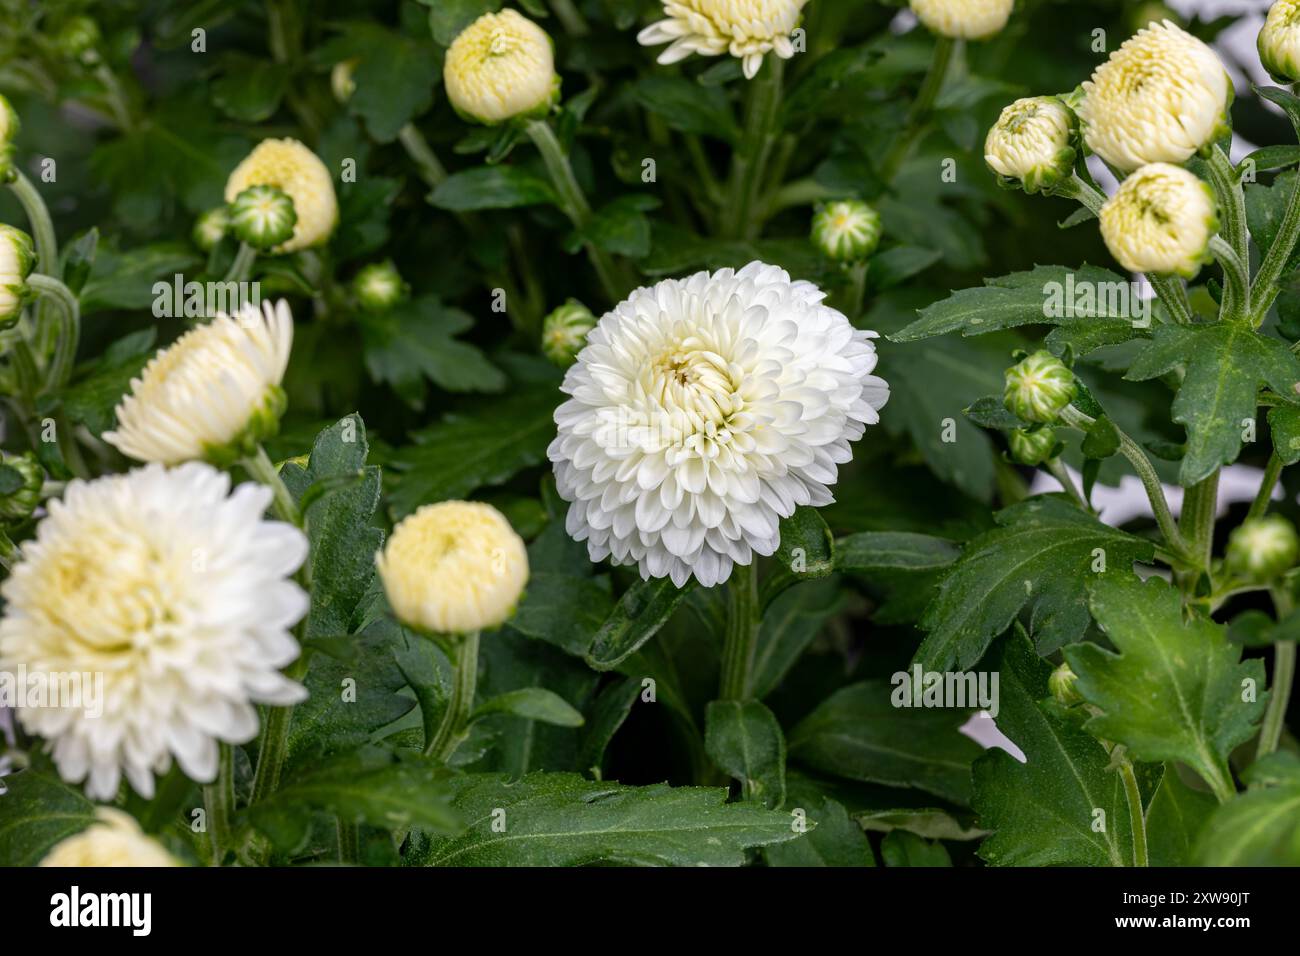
878, 37, 954, 184
1209, 234, 1250, 321
337, 819, 360, 864
1117, 754, 1148, 867
1047, 458, 1089, 511
241, 445, 302, 527
7, 170, 57, 278
524, 119, 624, 303
202, 743, 234, 865
223, 243, 258, 284
1205, 146, 1248, 320
1202, 757, 1238, 804
1252, 166, 1300, 325
248, 656, 308, 811
27, 274, 80, 391
1180, 470, 1220, 575
549, 0, 590, 36
425, 631, 480, 761
397, 123, 448, 189
92, 63, 134, 131
1248, 454, 1285, 522
719, 562, 760, 700
1258, 588, 1296, 760
1062, 405, 1190, 559
722, 57, 785, 239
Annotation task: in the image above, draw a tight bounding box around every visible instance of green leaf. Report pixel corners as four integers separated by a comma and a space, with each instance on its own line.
361, 295, 505, 406
1241, 144, 1300, 173
585, 577, 696, 671
340, 25, 442, 142
388, 373, 560, 518
972, 631, 1135, 866
751, 577, 850, 699
866, 246, 942, 293
763, 506, 835, 604
510, 572, 614, 657
1081, 415, 1121, 459
915, 497, 1154, 672
1194, 752, 1300, 865
1126, 323, 1300, 485
788, 680, 983, 805
404, 772, 801, 866
429, 166, 557, 211
425, 0, 503, 45
881, 830, 952, 867
248, 748, 460, 851
764, 798, 875, 867
1146, 764, 1218, 866
570, 195, 659, 258
890, 265, 1140, 342
837, 531, 960, 573
78, 242, 201, 313
1255, 85, 1300, 138
1064, 574, 1267, 797
0, 771, 97, 866
471, 688, 586, 727
1269, 405, 1300, 465
964, 395, 1029, 431
61, 328, 157, 435
577, 677, 642, 777
631, 76, 740, 142
705, 700, 787, 808
210, 54, 288, 122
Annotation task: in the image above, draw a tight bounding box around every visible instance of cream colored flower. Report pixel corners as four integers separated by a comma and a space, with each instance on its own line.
0, 223, 34, 326
40, 808, 180, 866
549, 262, 888, 588
1099, 163, 1218, 278
1078, 21, 1230, 172
377, 501, 529, 635
1260, 1, 1300, 84
638, 0, 808, 80
985, 96, 1077, 193
811, 200, 882, 262
909, 0, 1014, 41
444, 10, 559, 125
104, 300, 293, 466
0, 463, 309, 800
224, 138, 337, 253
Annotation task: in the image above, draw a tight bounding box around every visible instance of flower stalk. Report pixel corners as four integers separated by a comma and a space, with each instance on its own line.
719, 561, 760, 700
425, 631, 481, 761
1258, 586, 1297, 760
723, 56, 786, 240
26, 274, 80, 391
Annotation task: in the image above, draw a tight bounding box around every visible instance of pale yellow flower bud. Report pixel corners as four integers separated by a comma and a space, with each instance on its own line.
40, 809, 180, 867
444, 10, 560, 125
1099, 163, 1218, 279
985, 97, 1077, 194
909, 0, 1014, 41
224, 138, 338, 254
1260, 1, 1300, 84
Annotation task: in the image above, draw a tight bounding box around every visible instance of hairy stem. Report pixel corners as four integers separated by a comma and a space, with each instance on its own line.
1252, 165, 1300, 326
242, 445, 302, 527
719, 562, 760, 700
878, 37, 954, 184
1180, 470, 1220, 575
723, 56, 785, 239
1258, 588, 1296, 760
203, 743, 234, 865
1248, 454, 1285, 522
1205, 146, 1249, 320
425, 631, 481, 761
27, 274, 81, 391
1209, 234, 1250, 321
1117, 754, 1148, 867
1047, 458, 1089, 511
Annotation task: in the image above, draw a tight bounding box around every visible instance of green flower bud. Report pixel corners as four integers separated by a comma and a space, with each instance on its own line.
1008, 427, 1057, 467
0, 223, 35, 329
0, 93, 19, 175
53, 15, 102, 63
0, 451, 43, 523
1260, 1, 1300, 85
1227, 515, 1300, 581
331, 58, 358, 104
228, 184, 297, 251
811, 200, 882, 262
1049, 662, 1083, 706
192, 207, 230, 252
542, 299, 596, 367
353, 261, 408, 313
984, 96, 1077, 195
1004, 350, 1076, 424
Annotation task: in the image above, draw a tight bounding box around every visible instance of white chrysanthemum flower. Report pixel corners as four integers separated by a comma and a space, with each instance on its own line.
445, 10, 560, 125
0, 463, 309, 800
40, 808, 180, 867
1260, 1, 1300, 83
909, 0, 1014, 41
549, 262, 888, 588
810, 200, 882, 262
224, 138, 337, 253
638, 1, 809, 80
1099, 163, 1218, 279
0, 223, 34, 326
1078, 21, 1230, 172
377, 501, 529, 635
985, 96, 1077, 193
104, 300, 293, 467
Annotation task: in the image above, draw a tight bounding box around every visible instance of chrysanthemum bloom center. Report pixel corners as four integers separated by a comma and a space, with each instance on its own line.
550, 262, 889, 588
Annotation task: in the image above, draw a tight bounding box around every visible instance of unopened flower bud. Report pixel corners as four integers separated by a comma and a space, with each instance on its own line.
0, 93, 19, 175
1260, 1, 1300, 84
1003, 351, 1076, 424
811, 200, 882, 262
542, 299, 596, 366
1049, 662, 1084, 706
353, 261, 407, 313
0, 451, 42, 523
910, 0, 1014, 41
985, 96, 1077, 194
1227, 515, 1300, 581
53, 15, 101, 63
1099, 163, 1217, 279
1008, 427, 1058, 467
225, 138, 338, 253
229, 185, 297, 251
444, 10, 560, 125
193, 207, 230, 252
331, 58, 358, 104
0, 223, 35, 328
